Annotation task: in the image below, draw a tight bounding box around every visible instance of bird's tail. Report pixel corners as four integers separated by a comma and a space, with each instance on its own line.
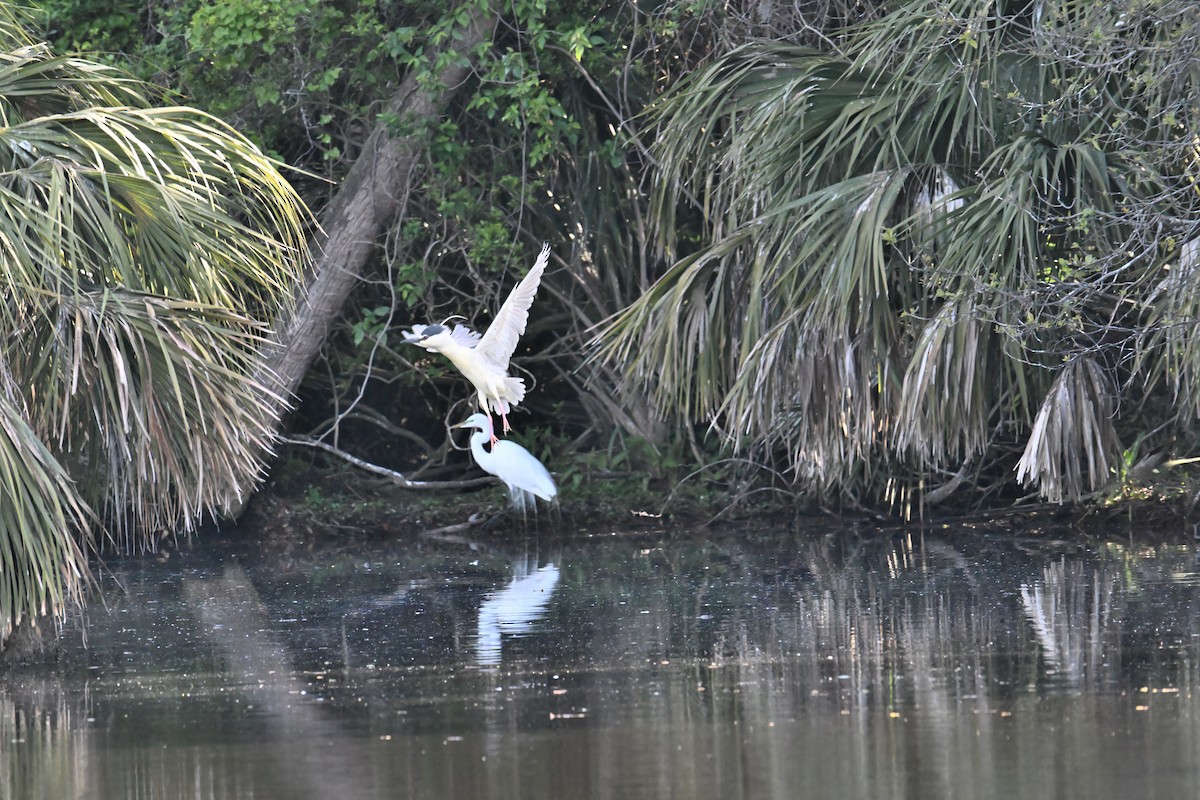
490, 377, 526, 414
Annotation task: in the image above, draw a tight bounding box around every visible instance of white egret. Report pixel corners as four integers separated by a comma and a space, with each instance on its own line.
476, 559, 560, 666
405, 243, 550, 439
452, 412, 557, 512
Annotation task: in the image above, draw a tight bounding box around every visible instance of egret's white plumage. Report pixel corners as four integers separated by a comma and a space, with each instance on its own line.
453, 412, 557, 512
406, 243, 550, 437
476, 559, 560, 665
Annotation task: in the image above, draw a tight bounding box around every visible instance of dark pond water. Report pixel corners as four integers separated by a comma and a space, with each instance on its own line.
4, 519, 1200, 799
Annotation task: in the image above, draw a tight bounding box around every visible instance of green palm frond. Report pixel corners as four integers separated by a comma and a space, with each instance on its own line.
0, 105, 309, 315
13, 290, 282, 544
599, 234, 747, 424
0, 8, 315, 637
0, 391, 90, 639
0, 5, 32, 49
0, 47, 144, 116
604, 166, 916, 420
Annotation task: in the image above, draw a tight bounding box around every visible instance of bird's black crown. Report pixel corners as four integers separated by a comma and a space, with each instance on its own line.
419, 323, 446, 338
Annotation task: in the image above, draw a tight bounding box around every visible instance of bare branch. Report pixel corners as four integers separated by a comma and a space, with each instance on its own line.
282, 435, 495, 491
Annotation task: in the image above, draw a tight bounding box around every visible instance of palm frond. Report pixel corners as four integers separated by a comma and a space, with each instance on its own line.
598, 235, 745, 423
0, 105, 309, 317
1138, 237, 1200, 416
0, 390, 90, 641
12, 290, 283, 544
606, 0, 1197, 503
894, 297, 990, 465
0, 10, 318, 639
727, 324, 885, 494
1016, 358, 1121, 502
0, 42, 150, 121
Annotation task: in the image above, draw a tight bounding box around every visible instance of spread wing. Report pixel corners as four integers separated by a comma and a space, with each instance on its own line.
476, 242, 550, 368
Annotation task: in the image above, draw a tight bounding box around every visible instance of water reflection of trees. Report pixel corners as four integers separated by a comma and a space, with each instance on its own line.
548, 532, 1200, 800
581, 533, 1200, 696
5, 531, 1200, 798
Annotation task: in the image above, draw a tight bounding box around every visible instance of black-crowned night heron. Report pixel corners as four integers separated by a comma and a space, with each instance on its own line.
404, 243, 550, 440
453, 412, 557, 512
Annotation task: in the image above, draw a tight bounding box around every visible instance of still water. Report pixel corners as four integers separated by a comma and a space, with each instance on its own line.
5, 520, 1200, 799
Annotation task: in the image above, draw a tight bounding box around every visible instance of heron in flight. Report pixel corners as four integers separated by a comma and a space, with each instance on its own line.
453, 412, 557, 512
405, 243, 550, 441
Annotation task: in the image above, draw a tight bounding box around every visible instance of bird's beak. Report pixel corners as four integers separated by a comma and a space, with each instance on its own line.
450, 420, 469, 429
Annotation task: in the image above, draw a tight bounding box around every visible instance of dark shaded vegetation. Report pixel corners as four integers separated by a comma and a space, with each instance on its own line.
24, 0, 1200, 540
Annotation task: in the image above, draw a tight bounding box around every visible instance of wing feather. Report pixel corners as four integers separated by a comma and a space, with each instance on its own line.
449, 323, 482, 348
401, 324, 427, 341
476, 243, 550, 367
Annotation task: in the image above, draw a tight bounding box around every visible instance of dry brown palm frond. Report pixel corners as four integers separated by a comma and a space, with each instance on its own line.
894, 297, 989, 466
722, 322, 886, 495
1016, 358, 1121, 503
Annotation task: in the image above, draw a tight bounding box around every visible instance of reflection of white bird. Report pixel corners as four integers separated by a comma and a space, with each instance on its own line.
405, 243, 550, 439
453, 412, 556, 512
476, 562, 560, 666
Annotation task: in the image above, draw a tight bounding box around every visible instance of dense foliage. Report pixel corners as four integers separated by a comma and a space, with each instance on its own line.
34, 0, 689, 467
29, 0, 1200, 519
600, 0, 1200, 509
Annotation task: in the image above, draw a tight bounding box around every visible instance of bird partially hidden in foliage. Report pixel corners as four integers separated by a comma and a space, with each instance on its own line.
404, 243, 551, 442
453, 412, 557, 513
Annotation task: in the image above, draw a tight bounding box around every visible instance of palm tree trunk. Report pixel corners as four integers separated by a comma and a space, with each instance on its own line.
261, 5, 498, 404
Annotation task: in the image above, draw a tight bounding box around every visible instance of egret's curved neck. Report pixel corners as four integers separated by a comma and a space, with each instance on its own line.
470, 430, 493, 456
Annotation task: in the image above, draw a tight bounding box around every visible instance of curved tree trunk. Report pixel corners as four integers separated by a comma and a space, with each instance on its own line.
227, 5, 497, 520
261, 6, 498, 406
